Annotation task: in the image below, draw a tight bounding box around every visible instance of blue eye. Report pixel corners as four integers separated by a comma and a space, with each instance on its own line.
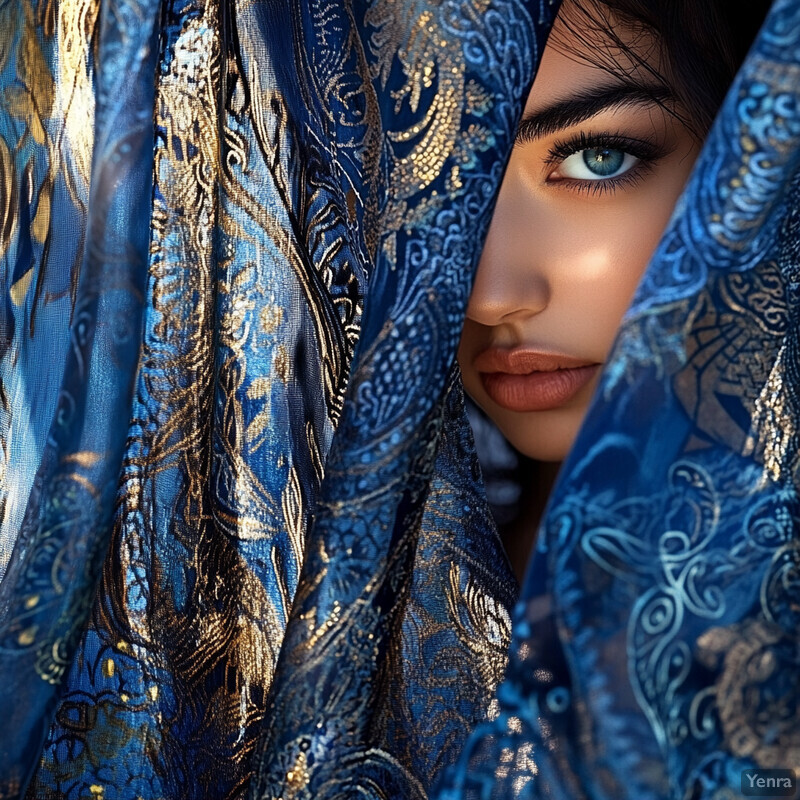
558, 147, 639, 181
583, 147, 625, 176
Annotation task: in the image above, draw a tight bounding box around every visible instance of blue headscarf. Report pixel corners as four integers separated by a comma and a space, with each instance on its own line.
2, 0, 799, 798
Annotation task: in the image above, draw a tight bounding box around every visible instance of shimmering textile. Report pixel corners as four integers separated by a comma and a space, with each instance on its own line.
435, 1, 800, 797
5, 0, 799, 797
0, 0, 555, 797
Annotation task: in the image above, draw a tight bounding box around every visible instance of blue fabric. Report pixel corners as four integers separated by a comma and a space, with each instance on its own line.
434, 1, 800, 797
3, 0, 799, 798
0, 0, 554, 797
0, 0, 160, 786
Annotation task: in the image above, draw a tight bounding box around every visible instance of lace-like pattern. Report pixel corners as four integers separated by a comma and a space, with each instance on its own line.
0, 0, 555, 797
434, 2, 800, 797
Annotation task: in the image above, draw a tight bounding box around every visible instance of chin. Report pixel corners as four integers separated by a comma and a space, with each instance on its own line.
490, 405, 586, 462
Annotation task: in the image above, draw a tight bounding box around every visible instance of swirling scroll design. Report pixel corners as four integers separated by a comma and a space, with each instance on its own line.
249, 1, 545, 798
577, 459, 788, 756
629, 0, 800, 314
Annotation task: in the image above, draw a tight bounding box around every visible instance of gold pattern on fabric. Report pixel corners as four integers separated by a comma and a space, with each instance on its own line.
246, 376, 274, 453
698, 620, 800, 769
215, 262, 283, 541
447, 563, 512, 691
319, 0, 384, 264
34, 635, 68, 686
364, 0, 505, 278
285, 752, 311, 796
6, 3, 59, 316
365, 2, 468, 268
7, 6, 55, 144
745, 344, 794, 483
282, 465, 306, 574
30, 471, 99, 687
369, 8, 464, 194
275, 345, 290, 383
144, 8, 221, 515
260, 304, 284, 334
378, 415, 516, 784
31, 175, 51, 244
155, 0, 282, 658
57, 0, 99, 201
1, 2, 58, 324
0, 136, 16, 261
80, 4, 286, 788
62, 451, 103, 468
242, 76, 359, 426
676, 265, 788, 456
465, 79, 492, 116
9, 270, 33, 307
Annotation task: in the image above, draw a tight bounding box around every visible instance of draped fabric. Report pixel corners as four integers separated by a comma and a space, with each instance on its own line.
0, 0, 555, 797
435, 1, 800, 797
3, 0, 800, 799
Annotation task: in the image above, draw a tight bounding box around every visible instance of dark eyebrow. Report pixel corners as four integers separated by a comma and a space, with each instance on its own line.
516, 83, 675, 141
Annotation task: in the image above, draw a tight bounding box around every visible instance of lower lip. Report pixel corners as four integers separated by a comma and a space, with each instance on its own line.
480, 365, 600, 413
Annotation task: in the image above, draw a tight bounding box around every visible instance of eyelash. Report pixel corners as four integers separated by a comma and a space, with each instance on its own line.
541, 131, 667, 196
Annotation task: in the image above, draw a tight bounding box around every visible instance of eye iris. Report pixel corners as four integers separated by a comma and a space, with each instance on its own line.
583, 147, 625, 176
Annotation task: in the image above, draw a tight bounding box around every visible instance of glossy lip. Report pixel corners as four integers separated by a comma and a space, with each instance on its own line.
475, 348, 601, 413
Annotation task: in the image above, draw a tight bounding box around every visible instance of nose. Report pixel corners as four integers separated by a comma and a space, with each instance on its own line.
465, 171, 550, 327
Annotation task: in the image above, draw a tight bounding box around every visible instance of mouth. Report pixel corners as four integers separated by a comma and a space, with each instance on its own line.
475, 348, 601, 413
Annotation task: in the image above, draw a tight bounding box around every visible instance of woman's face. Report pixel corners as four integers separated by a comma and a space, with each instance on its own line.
458, 5, 701, 461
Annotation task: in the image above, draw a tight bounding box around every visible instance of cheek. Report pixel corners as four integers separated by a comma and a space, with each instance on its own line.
553, 188, 684, 355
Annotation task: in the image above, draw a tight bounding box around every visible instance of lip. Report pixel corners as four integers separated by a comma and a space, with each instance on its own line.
475, 348, 601, 413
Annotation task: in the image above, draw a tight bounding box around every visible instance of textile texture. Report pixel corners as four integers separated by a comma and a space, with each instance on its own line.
434, 1, 800, 798
0, 0, 556, 797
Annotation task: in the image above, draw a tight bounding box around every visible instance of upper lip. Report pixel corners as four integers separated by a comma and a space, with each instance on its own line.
473, 347, 600, 374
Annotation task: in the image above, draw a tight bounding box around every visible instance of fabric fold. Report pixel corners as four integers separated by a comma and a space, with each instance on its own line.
433, 2, 800, 797
0, 0, 160, 790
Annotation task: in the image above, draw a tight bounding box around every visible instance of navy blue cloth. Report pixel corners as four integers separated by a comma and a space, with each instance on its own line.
434, 1, 800, 797
0, 0, 554, 796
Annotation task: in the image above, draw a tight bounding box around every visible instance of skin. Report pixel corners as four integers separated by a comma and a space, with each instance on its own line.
458, 3, 701, 462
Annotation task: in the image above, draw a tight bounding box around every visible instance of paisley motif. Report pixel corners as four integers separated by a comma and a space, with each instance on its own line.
434, 2, 800, 798
1, 0, 547, 797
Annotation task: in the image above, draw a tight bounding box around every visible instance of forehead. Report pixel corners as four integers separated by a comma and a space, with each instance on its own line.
525, 1, 667, 112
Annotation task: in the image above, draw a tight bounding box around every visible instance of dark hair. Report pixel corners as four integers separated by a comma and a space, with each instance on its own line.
552, 0, 773, 138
